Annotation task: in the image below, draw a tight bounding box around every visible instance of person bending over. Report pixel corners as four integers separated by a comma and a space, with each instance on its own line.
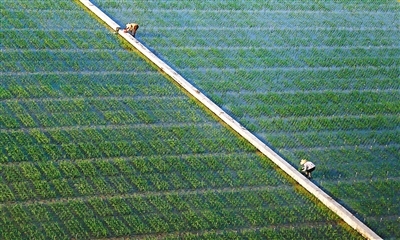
300, 159, 316, 179
125, 23, 139, 37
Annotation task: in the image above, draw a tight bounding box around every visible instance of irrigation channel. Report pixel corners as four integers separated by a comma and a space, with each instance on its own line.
79, 1, 381, 239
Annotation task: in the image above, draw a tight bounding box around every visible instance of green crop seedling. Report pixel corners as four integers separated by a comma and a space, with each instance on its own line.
1, 0, 398, 239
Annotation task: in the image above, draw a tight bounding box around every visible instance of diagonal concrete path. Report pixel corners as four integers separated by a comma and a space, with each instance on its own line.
78, 1, 382, 239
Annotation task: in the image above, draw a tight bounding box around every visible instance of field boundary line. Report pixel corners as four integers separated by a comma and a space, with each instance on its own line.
0, 151, 256, 167
78, 1, 382, 239
281, 143, 400, 153
0, 71, 160, 76
0, 95, 188, 103
140, 26, 400, 31
177, 65, 396, 72
1, 184, 293, 207
0, 122, 220, 134
222, 88, 400, 95
4, 26, 399, 32
113, 9, 398, 15
157, 45, 400, 51
96, 220, 340, 240
1, 66, 397, 77
6, 8, 398, 15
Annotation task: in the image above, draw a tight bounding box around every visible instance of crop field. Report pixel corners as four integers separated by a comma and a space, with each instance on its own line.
0, 0, 369, 239
91, 0, 400, 238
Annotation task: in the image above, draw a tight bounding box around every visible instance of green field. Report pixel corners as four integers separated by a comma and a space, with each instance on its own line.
1, 0, 399, 239
93, 0, 400, 238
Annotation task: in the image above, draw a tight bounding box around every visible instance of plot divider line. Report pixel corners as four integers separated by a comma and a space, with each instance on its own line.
1, 184, 293, 207
78, 1, 382, 239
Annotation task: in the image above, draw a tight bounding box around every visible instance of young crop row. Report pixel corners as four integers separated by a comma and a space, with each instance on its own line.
112, 4, 398, 30
321, 179, 399, 217
183, 69, 398, 98
0, 73, 182, 99
29, 11, 103, 30
4, 10, 84, 30
0, 220, 364, 240
1, 49, 135, 62
0, 119, 253, 162
0, 91, 216, 127
167, 46, 399, 61
290, 145, 400, 166
0, 152, 263, 183
0, 105, 211, 129
1, 122, 245, 148
237, 90, 398, 108
0, 154, 277, 202
174, 224, 361, 240
1, 9, 37, 30
0, 81, 177, 100
262, 129, 399, 149
2, 29, 119, 51
138, 8, 395, 30
0, 84, 59, 100
1, 186, 360, 240
3, 69, 392, 101
253, 114, 399, 133
8, 87, 395, 130
228, 102, 399, 124
164, 44, 399, 69
1, 58, 152, 73
145, 28, 398, 49
0, 96, 199, 115
5, 0, 77, 11
167, 53, 397, 70
96, 0, 398, 12
1, 189, 335, 230
1, 132, 253, 164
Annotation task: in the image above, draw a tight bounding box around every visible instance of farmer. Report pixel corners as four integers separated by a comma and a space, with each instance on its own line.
125, 23, 139, 37
300, 159, 316, 179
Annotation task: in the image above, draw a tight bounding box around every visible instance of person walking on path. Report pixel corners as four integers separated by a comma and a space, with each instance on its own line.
300, 159, 316, 179
125, 23, 139, 37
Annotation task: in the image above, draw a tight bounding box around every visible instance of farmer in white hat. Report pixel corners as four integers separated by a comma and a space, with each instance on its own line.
300, 159, 316, 179
125, 23, 139, 37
